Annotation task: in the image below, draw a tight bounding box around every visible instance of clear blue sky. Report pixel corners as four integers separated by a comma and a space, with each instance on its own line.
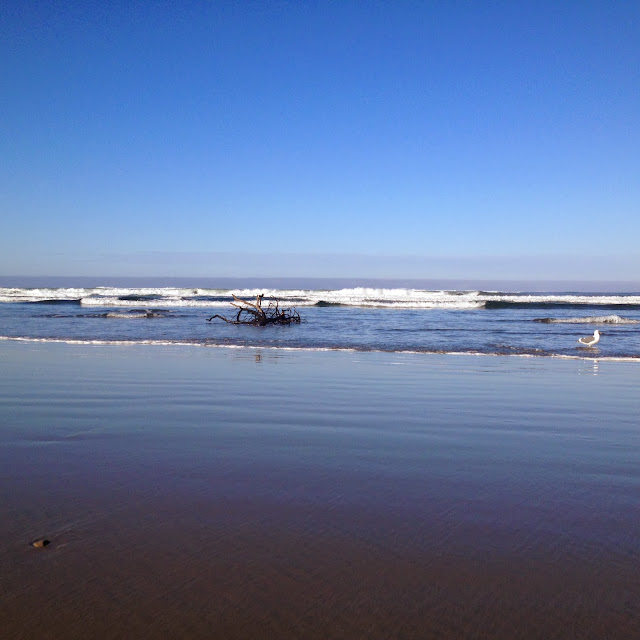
1, 0, 639, 281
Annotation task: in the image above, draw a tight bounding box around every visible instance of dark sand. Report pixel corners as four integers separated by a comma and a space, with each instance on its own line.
1, 342, 639, 639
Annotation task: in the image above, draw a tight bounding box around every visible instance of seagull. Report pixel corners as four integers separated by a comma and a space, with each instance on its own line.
578, 330, 602, 347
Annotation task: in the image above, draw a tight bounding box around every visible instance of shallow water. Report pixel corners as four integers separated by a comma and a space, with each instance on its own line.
0, 342, 639, 639
2, 285, 640, 358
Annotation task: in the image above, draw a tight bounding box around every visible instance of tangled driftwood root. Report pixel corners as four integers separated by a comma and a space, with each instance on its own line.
207, 294, 301, 326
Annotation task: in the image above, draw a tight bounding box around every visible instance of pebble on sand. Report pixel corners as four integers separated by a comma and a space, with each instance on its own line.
31, 539, 51, 548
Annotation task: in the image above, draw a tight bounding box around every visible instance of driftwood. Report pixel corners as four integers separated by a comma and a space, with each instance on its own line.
207, 294, 301, 326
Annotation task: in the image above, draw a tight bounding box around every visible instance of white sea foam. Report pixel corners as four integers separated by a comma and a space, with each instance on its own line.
81, 296, 209, 308
2, 335, 638, 362
484, 293, 640, 305
534, 314, 640, 324
0, 287, 91, 302
2, 286, 640, 309
104, 311, 166, 319
0, 286, 486, 309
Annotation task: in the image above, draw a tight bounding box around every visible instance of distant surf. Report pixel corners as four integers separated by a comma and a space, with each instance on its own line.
1, 285, 639, 359
534, 314, 640, 324
3, 286, 640, 310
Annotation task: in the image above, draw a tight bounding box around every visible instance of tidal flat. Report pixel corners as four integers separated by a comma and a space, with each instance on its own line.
0, 341, 638, 639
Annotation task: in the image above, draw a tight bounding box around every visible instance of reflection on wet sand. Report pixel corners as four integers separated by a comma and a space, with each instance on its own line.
1, 342, 638, 639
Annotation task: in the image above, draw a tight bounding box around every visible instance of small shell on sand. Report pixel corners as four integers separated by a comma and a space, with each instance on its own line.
31, 539, 51, 548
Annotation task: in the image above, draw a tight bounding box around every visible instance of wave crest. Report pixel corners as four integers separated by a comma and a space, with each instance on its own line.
533, 314, 639, 324
2, 286, 640, 310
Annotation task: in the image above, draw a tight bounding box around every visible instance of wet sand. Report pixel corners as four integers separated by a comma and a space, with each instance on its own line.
1, 342, 639, 639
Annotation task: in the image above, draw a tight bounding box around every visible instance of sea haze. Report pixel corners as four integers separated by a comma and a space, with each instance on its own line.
1, 275, 640, 292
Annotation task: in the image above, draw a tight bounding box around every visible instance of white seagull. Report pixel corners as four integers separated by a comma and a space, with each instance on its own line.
578, 330, 602, 347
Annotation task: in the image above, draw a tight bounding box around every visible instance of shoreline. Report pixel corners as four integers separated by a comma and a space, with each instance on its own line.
1, 334, 639, 362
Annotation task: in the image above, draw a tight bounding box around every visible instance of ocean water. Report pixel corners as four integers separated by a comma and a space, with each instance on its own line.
1, 284, 640, 359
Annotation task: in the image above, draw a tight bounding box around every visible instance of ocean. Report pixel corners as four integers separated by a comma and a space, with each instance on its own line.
1, 282, 640, 359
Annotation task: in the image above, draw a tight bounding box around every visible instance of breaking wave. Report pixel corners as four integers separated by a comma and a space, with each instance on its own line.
533, 315, 640, 324
1, 286, 485, 309
105, 310, 169, 319
2, 286, 640, 311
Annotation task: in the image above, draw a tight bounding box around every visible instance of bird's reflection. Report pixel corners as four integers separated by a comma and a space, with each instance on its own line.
578, 359, 600, 376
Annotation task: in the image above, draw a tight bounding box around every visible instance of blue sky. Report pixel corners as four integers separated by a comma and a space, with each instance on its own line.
1, 1, 639, 282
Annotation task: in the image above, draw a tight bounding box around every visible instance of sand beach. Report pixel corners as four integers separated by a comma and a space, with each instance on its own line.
1, 341, 638, 639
